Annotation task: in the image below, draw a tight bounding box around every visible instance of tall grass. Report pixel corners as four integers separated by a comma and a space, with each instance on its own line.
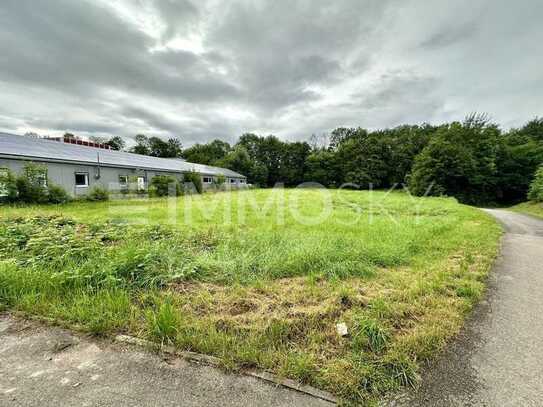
0, 189, 501, 404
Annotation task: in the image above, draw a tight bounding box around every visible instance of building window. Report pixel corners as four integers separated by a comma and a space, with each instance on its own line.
203, 176, 213, 184
119, 175, 129, 189
75, 172, 89, 187
230, 178, 236, 184
0, 168, 8, 197
239, 179, 246, 184
37, 170, 47, 187
136, 176, 146, 191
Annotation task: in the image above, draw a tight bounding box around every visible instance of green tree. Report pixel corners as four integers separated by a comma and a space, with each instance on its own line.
528, 166, 543, 202
106, 136, 126, 151
16, 163, 49, 203
305, 150, 341, 186
149, 176, 182, 197
130, 135, 182, 158
217, 146, 253, 176
409, 116, 501, 204
182, 140, 231, 164
183, 171, 203, 194
280, 142, 311, 186
131, 134, 151, 155
517, 117, 543, 143
496, 136, 543, 202
336, 129, 391, 188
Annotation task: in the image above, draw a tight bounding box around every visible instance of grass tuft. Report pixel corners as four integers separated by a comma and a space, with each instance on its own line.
146, 299, 182, 344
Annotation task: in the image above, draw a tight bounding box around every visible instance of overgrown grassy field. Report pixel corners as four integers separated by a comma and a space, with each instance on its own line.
0, 189, 501, 405
510, 201, 543, 219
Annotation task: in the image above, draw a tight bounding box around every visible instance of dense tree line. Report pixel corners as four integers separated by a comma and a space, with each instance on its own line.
107, 115, 543, 205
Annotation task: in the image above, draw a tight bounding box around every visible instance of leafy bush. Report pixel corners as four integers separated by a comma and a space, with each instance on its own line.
149, 175, 182, 197
16, 163, 49, 203
87, 186, 109, 201
528, 166, 543, 202
183, 171, 203, 194
0, 216, 213, 289
47, 184, 70, 204
0, 168, 18, 203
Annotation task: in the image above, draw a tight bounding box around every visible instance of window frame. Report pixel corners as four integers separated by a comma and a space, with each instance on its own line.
230, 178, 237, 184
136, 176, 146, 191
203, 176, 213, 184
74, 172, 89, 188
37, 169, 48, 187
119, 175, 129, 189
0, 168, 9, 197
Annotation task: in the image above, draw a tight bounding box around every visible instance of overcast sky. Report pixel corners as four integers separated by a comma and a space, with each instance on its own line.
0, 0, 541, 146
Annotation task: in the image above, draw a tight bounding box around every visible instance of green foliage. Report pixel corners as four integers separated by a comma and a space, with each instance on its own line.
183, 171, 203, 193
517, 117, 543, 142
409, 116, 502, 204
87, 186, 110, 201
146, 299, 181, 344
216, 146, 253, 180
117, 113, 543, 204
182, 140, 231, 165
149, 175, 182, 197
216, 174, 226, 185
47, 184, 71, 204
528, 166, 543, 202
337, 129, 392, 188
130, 134, 183, 158
0, 216, 208, 289
0, 168, 18, 203
495, 138, 543, 202
16, 163, 49, 203
305, 150, 340, 187
106, 136, 126, 151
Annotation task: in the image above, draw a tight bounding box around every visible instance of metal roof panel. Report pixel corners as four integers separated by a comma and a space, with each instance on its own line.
0, 133, 246, 178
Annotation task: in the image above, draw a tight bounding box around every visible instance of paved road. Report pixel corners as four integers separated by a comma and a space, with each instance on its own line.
389, 209, 543, 406
0, 316, 332, 407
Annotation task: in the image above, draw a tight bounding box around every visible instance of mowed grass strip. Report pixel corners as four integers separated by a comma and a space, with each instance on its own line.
0, 189, 501, 405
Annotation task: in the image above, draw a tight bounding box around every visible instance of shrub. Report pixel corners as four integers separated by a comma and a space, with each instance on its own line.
0, 168, 18, 203
528, 165, 543, 202
183, 171, 203, 194
149, 175, 182, 197
16, 163, 49, 203
87, 186, 109, 201
47, 184, 70, 204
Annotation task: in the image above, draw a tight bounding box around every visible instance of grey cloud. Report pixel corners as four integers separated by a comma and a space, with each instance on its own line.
26, 118, 124, 136
120, 105, 240, 145
355, 73, 441, 111
205, 0, 396, 110
151, 0, 200, 41
0, 0, 239, 103
420, 19, 481, 49
0, 0, 541, 145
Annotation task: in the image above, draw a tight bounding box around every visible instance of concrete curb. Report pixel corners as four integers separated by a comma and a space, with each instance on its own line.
115, 334, 337, 404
